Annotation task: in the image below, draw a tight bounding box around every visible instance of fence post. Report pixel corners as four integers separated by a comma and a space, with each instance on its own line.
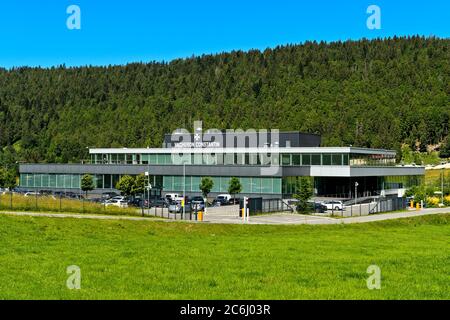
59, 193, 62, 211
35, 192, 38, 211
10, 191, 12, 209
359, 203, 362, 216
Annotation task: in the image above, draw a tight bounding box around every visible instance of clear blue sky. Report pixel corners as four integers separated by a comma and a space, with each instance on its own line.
0, 0, 448, 68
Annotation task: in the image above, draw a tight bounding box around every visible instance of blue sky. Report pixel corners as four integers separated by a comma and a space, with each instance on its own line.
0, 0, 448, 68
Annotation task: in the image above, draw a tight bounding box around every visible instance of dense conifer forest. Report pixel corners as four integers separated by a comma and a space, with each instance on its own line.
0, 36, 448, 167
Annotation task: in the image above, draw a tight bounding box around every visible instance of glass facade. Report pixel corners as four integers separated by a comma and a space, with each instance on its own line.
162, 176, 282, 194
20, 173, 81, 189
90, 152, 393, 167
20, 173, 163, 190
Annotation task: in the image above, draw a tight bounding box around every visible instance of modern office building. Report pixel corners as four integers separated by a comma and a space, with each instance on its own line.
18, 131, 424, 199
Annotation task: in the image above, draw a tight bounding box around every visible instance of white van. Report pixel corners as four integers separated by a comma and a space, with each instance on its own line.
165, 193, 184, 202
216, 194, 232, 204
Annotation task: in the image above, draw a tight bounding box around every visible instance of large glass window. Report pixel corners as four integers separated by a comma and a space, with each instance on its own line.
261, 178, 273, 193
311, 154, 321, 165
273, 178, 282, 194
251, 178, 262, 193
292, 154, 301, 165
331, 154, 343, 165
220, 177, 230, 193
191, 176, 201, 192
282, 154, 291, 166
241, 178, 252, 193
173, 176, 183, 190
322, 154, 331, 165
49, 174, 56, 188
163, 176, 173, 190
302, 154, 311, 165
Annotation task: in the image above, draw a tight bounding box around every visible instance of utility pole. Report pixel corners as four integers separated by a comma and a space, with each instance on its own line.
441, 167, 444, 206
183, 162, 186, 220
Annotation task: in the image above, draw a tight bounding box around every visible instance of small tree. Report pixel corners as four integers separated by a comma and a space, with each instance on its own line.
4, 170, 17, 190
116, 175, 135, 197
199, 177, 214, 200
293, 177, 313, 213
0, 168, 7, 189
81, 174, 95, 198
440, 138, 450, 159
131, 174, 146, 198
228, 177, 242, 204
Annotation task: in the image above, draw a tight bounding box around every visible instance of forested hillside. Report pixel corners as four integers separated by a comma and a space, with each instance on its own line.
0, 36, 448, 166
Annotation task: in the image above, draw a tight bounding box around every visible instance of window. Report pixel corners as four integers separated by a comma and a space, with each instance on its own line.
163, 176, 173, 191
220, 177, 230, 192
282, 154, 291, 166
273, 178, 282, 194
149, 154, 157, 164
173, 176, 183, 190
251, 178, 262, 193
241, 178, 252, 193
302, 154, 311, 165
322, 154, 332, 165
343, 154, 349, 165
141, 154, 149, 164
332, 154, 343, 166
292, 154, 301, 165
311, 154, 321, 165
261, 178, 273, 193
104, 174, 112, 189
49, 174, 56, 188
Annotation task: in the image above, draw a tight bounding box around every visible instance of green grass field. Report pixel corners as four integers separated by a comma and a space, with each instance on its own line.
0, 213, 449, 300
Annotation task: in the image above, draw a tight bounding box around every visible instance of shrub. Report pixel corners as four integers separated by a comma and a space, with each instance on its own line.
444, 195, 450, 206
426, 196, 440, 208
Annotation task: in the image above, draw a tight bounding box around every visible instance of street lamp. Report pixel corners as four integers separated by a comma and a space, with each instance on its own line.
441, 167, 444, 206
183, 162, 186, 220
355, 181, 359, 205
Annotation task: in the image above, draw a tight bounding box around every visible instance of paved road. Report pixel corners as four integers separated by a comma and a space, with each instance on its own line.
1, 207, 449, 225
216, 207, 450, 225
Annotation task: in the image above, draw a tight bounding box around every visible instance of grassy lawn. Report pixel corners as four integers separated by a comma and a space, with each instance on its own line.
0, 213, 449, 300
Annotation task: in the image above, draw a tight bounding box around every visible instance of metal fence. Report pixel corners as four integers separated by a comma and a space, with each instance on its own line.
337, 197, 406, 217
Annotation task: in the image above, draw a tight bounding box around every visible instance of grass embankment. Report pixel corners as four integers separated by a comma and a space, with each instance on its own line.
0, 213, 449, 300
0, 194, 140, 216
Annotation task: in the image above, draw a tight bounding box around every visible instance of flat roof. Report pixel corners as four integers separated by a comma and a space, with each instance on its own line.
89, 147, 397, 156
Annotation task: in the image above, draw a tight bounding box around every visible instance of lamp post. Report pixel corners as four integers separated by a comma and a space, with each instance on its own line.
183, 162, 186, 220
441, 167, 444, 206
355, 181, 359, 205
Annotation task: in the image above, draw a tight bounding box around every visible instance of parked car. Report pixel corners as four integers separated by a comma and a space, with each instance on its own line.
105, 199, 128, 208
322, 200, 344, 211
151, 198, 168, 208
102, 192, 119, 199
128, 198, 143, 207
191, 196, 205, 210
213, 197, 228, 206
165, 193, 184, 202
168, 201, 181, 213
24, 192, 40, 197
215, 194, 231, 204
306, 201, 328, 213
